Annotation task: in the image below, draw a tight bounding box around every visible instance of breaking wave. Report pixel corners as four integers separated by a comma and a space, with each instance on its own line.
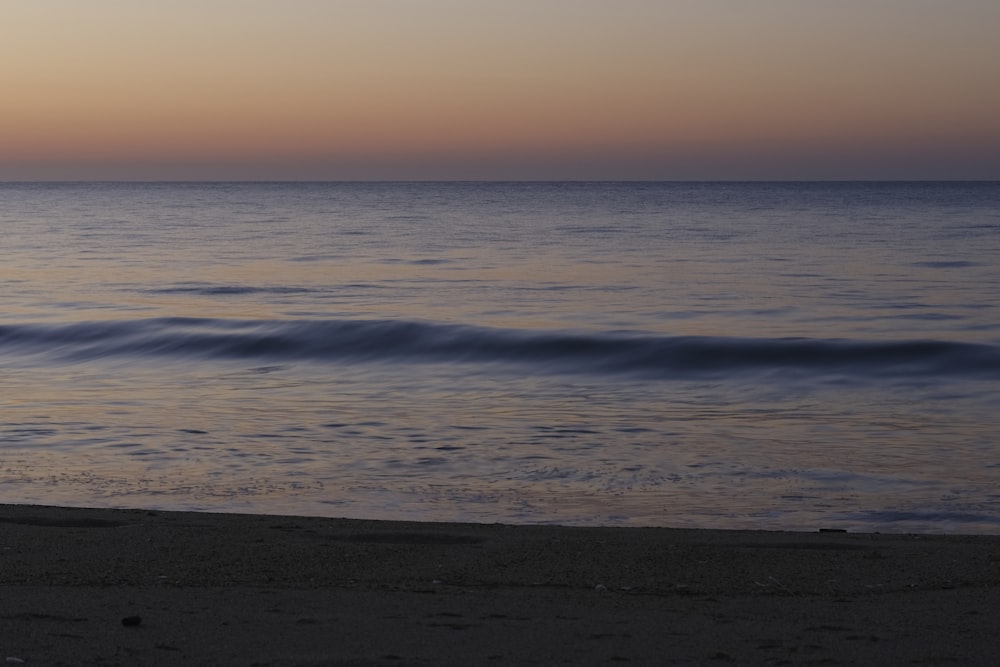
2, 317, 997, 380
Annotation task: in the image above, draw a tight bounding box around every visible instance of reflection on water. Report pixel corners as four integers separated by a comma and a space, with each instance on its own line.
2, 357, 997, 533
1, 182, 999, 533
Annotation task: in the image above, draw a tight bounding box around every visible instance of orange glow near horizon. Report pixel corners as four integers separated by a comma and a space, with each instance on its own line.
3, 1, 999, 180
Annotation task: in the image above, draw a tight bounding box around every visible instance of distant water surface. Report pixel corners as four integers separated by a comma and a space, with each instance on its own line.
1, 182, 998, 533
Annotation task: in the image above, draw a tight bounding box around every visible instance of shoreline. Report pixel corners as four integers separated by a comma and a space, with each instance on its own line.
2, 503, 999, 665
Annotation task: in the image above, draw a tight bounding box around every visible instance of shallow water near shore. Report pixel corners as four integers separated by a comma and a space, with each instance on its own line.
1, 181, 998, 533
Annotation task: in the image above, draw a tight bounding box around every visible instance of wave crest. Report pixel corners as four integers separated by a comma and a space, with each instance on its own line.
1, 317, 997, 380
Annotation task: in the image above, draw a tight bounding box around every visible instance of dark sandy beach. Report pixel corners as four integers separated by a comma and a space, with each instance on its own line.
2, 504, 999, 665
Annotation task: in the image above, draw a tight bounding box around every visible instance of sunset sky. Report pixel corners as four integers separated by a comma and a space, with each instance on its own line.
3, 1, 999, 181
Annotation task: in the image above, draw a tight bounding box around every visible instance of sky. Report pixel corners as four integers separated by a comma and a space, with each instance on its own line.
3, 0, 999, 181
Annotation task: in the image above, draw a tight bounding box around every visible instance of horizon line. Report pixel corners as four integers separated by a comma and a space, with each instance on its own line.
3, 178, 998, 185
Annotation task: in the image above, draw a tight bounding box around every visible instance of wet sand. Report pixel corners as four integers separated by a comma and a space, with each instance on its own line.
2, 504, 999, 665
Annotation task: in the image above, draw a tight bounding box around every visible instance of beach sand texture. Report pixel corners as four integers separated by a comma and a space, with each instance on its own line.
2, 504, 999, 665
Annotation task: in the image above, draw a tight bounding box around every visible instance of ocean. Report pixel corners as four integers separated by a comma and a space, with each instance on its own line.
1, 181, 998, 533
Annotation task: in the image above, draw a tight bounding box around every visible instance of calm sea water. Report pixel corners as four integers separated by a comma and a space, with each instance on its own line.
1, 182, 998, 533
